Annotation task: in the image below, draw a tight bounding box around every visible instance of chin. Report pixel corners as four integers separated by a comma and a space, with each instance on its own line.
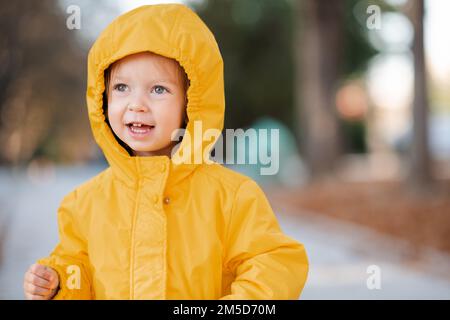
128, 143, 156, 152
129, 142, 170, 155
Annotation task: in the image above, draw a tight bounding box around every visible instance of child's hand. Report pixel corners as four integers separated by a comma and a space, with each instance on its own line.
24, 264, 59, 300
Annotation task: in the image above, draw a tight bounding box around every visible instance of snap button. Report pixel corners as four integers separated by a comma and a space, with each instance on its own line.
152, 194, 159, 204
163, 197, 170, 205
159, 163, 166, 172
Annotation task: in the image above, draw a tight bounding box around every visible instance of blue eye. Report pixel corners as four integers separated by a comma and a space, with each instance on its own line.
152, 85, 168, 94
113, 83, 128, 92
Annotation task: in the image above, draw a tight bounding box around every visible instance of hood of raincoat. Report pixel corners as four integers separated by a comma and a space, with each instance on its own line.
87, 3, 224, 186
36, 4, 308, 300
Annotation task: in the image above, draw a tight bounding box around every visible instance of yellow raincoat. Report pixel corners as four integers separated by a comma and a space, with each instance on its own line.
37, 4, 308, 300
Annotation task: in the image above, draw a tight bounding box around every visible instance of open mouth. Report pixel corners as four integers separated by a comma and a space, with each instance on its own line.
126, 122, 155, 136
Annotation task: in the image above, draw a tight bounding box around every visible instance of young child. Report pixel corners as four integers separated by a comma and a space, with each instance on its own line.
23, 4, 308, 300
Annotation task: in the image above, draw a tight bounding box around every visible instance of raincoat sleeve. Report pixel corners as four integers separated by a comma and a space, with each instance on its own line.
36, 190, 93, 299
220, 180, 308, 300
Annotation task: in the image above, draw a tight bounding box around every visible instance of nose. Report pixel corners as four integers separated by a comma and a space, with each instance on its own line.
128, 103, 147, 112
127, 89, 150, 112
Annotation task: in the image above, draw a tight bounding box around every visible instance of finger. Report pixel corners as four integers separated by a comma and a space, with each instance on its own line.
25, 284, 51, 297
29, 263, 43, 274
25, 282, 53, 296
43, 266, 58, 283
27, 270, 56, 288
30, 265, 55, 282
29, 264, 48, 278
25, 272, 52, 289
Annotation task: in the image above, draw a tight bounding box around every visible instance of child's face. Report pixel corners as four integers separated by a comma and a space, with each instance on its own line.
106, 52, 187, 157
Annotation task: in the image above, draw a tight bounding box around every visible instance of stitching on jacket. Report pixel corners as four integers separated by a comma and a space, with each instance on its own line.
222, 179, 250, 274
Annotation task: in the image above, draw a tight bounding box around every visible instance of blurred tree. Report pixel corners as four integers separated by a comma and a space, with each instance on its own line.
0, 0, 92, 165
341, 120, 367, 153
294, 0, 345, 179
407, 0, 433, 190
195, 0, 383, 179
294, 0, 392, 180
193, 0, 295, 131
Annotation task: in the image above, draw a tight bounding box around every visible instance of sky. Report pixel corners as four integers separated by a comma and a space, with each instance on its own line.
366, 0, 450, 112
425, 0, 450, 81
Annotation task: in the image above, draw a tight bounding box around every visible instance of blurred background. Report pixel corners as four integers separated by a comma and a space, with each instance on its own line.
0, 0, 449, 299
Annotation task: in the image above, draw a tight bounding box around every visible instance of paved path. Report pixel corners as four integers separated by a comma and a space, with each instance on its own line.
0, 165, 449, 299
278, 212, 450, 299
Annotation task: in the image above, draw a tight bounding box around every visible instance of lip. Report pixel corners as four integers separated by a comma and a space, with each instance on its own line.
125, 121, 155, 126
126, 124, 155, 139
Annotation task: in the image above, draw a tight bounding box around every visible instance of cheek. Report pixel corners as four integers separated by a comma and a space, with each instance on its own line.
156, 97, 185, 130
107, 102, 124, 128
